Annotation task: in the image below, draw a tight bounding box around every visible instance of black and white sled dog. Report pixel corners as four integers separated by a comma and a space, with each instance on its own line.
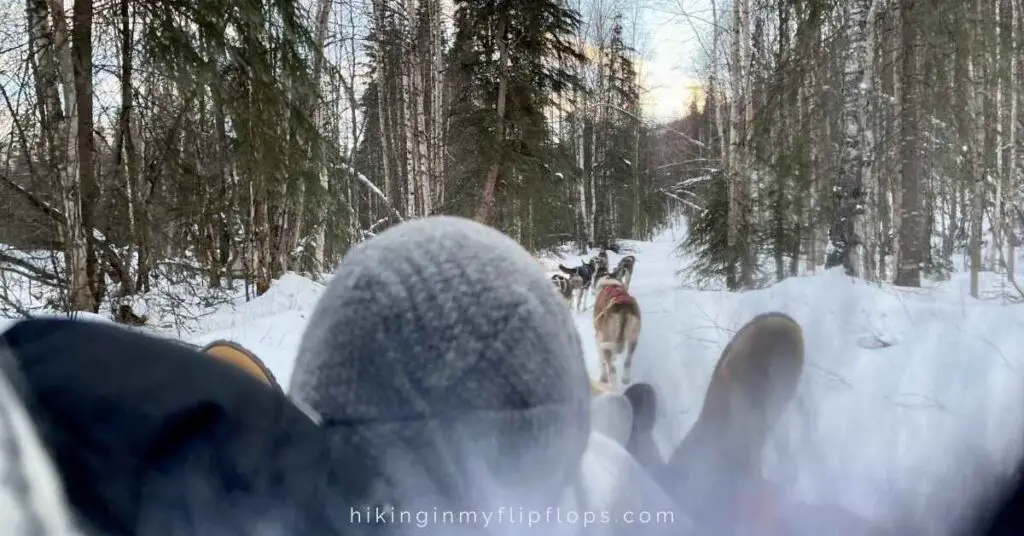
591, 251, 612, 295
612, 255, 636, 291
595, 251, 610, 274
558, 258, 597, 311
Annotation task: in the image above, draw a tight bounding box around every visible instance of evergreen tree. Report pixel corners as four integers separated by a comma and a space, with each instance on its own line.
448, 0, 586, 243
677, 171, 736, 288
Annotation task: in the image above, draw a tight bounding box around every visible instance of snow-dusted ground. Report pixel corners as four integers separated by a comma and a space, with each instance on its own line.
3, 221, 1024, 532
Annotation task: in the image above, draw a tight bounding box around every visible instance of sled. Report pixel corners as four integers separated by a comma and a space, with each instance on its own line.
590, 379, 617, 396
200, 340, 281, 391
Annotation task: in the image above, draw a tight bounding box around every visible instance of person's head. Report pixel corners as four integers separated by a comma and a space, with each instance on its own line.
290, 216, 591, 512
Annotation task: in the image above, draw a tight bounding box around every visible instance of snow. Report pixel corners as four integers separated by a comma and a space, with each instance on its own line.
179, 273, 327, 387
3, 221, 1024, 532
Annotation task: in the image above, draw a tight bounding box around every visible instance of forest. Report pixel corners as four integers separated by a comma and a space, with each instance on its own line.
0, 0, 1020, 319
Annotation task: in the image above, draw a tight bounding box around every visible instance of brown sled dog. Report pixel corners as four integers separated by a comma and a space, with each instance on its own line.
592, 276, 641, 387
550, 273, 581, 304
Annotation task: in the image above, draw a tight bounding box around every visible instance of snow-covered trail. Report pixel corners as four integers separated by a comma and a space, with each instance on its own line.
570, 224, 1024, 529
11, 218, 1012, 532
570, 227, 718, 455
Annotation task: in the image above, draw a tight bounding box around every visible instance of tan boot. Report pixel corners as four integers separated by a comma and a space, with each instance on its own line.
200, 340, 281, 391
665, 312, 805, 534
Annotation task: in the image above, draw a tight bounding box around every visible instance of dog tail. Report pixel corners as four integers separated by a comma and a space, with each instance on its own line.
612, 312, 628, 354
598, 305, 640, 355
597, 307, 619, 353
558, 264, 574, 275
614, 311, 638, 354
615, 310, 641, 354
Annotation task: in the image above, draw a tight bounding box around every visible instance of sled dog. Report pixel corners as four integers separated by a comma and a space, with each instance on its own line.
612, 255, 636, 291
559, 258, 597, 311
550, 274, 579, 303
592, 277, 642, 387
595, 250, 609, 274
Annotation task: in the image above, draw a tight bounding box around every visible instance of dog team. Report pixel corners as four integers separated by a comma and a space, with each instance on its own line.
548, 251, 640, 390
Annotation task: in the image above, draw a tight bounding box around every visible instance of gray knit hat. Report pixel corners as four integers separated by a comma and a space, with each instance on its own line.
289, 216, 590, 516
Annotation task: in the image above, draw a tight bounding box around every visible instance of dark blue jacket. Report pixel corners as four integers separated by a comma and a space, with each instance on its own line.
0, 318, 348, 536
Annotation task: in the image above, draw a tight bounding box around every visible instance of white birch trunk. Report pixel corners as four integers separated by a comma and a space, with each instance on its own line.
968, 0, 983, 297
588, 101, 600, 244
576, 113, 589, 245
407, 0, 430, 216
427, 0, 445, 211
43, 0, 92, 310
858, 0, 879, 280
739, 0, 754, 286
989, 0, 1004, 271
727, 0, 742, 264
1008, 0, 1019, 284
835, 0, 872, 278
310, 0, 332, 270
726, 0, 753, 286
708, 0, 727, 174
400, 0, 418, 218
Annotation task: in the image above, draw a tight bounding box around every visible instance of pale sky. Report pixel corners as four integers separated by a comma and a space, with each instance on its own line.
636, 0, 713, 122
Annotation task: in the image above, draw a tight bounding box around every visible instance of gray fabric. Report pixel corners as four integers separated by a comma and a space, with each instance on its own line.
0, 347, 81, 536
590, 394, 632, 447
623, 383, 666, 485
289, 216, 590, 518
578, 432, 686, 536
623, 383, 657, 436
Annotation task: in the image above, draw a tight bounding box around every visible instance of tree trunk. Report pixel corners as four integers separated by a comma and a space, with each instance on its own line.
737, 0, 754, 287
44, 0, 98, 312
858, 0, 879, 281
115, 0, 139, 298
309, 0, 332, 270
726, 0, 745, 289
894, 0, 922, 287
427, 0, 445, 211
410, 0, 433, 216
890, 0, 903, 275
962, 0, 982, 298
474, 16, 509, 225
401, 0, 420, 218
1007, 0, 1019, 286
826, 0, 871, 278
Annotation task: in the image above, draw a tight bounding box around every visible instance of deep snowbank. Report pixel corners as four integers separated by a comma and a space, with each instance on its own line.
2, 223, 1024, 533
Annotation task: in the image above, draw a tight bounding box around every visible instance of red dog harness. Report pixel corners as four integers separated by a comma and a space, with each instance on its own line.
596, 285, 633, 308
